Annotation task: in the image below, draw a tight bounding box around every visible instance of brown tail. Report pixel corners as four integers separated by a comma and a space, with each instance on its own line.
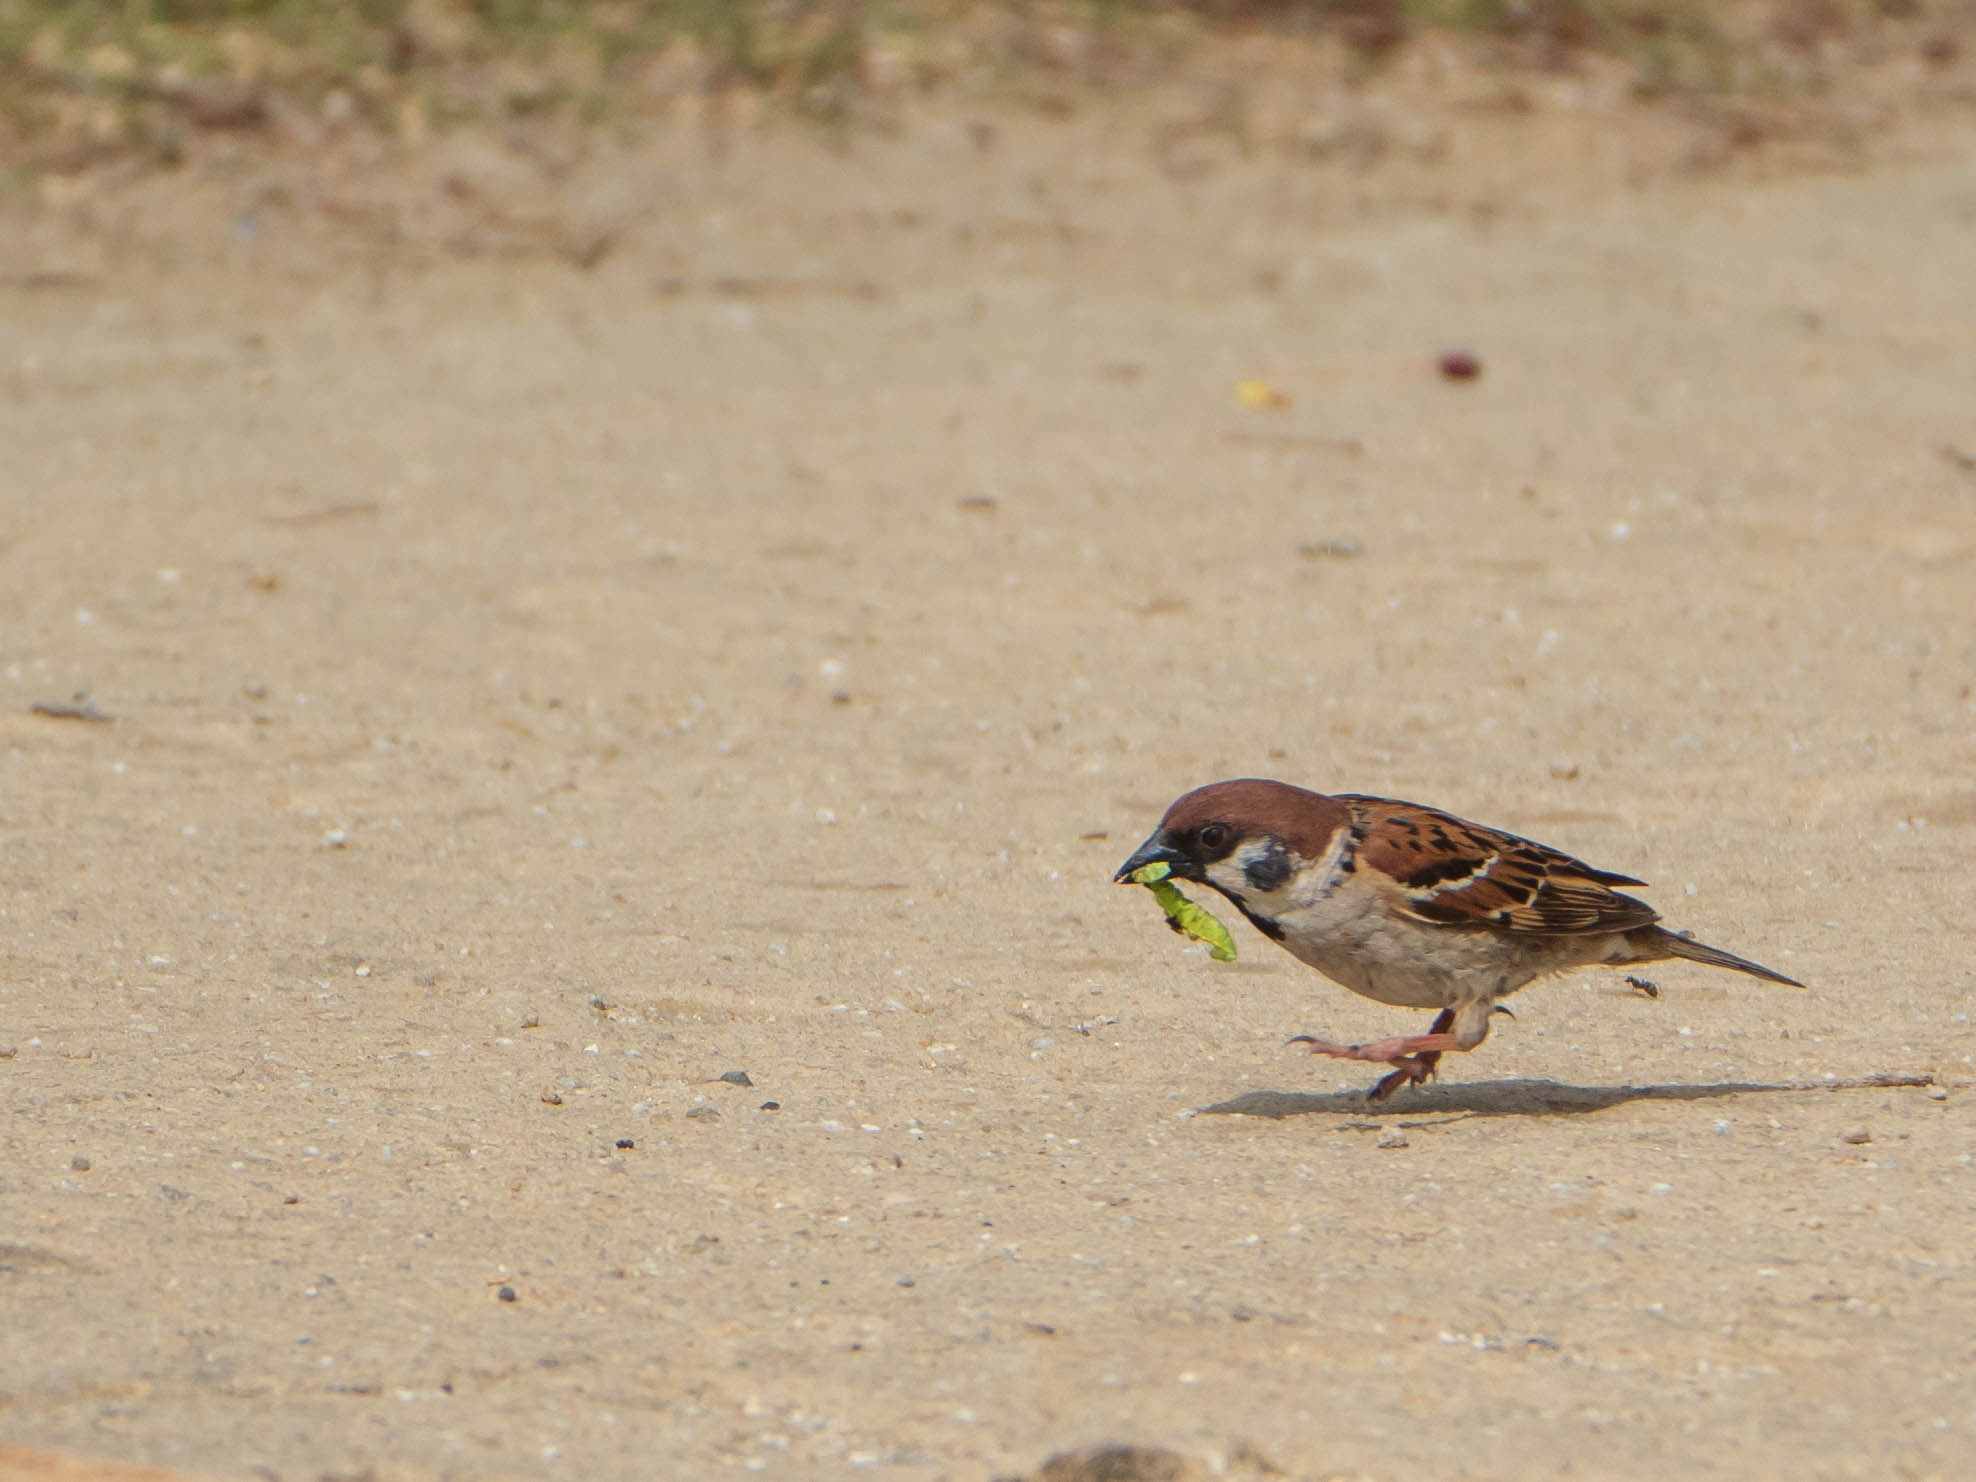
1625, 925, 1803, 988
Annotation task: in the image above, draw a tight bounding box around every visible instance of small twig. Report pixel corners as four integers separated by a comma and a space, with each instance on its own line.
1824, 1072, 1934, 1090
31, 696, 111, 723
1298, 539, 1365, 560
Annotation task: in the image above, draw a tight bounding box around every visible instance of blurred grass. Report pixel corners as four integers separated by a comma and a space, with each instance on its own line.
0, 1, 1968, 169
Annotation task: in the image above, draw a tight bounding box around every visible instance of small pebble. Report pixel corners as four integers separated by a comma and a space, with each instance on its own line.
719, 1069, 753, 1087
519, 1013, 540, 1030
1926, 1086, 1949, 1101
588, 995, 608, 1011
70, 1154, 91, 1172
1438, 350, 1483, 381
0, 1045, 16, 1059
1840, 1127, 1873, 1145
685, 1105, 720, 1121
497, 1285, 517, 1304
759, 1101, 781, 1112
540, 1089, 564, 1106
894, 1276, 916, 1288
1375, 1129, 1410, 1150
615, 1137, 635, 1150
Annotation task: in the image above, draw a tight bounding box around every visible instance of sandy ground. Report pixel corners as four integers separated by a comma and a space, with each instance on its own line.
2, 84, 1975, 1482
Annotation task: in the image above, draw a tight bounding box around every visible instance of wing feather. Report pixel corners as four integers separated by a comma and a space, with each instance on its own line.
1339, 795, 1660, 937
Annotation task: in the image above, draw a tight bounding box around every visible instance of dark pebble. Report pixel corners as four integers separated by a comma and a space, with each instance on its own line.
759, 1100, 780, 1111
615, 1137, 635, 1149
497, 1285, 518, 1303
1438, 350, 1483, 381
719, 1069, 753, 1087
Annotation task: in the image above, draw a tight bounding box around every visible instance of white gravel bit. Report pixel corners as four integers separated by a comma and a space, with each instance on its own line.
1375, 1129, 1410, 1150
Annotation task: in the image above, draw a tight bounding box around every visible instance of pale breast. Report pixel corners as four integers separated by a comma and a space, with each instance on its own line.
1277, 908, 1476, 1007
1272, 891, 1614, 1008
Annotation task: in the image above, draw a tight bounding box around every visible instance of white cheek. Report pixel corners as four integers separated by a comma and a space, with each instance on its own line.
1204, 859, 1251, 898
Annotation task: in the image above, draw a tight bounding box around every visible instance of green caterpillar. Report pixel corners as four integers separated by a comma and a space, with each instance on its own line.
1126, 862, 1236, 963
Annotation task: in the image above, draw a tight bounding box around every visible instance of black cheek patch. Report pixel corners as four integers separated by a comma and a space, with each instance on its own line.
1242, 842, 1295, 894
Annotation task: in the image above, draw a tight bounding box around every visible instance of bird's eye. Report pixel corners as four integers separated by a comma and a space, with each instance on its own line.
1197, 823, 1232, 854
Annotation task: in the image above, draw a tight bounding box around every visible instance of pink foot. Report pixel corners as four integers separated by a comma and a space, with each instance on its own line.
1290, 1008, 1464, 1102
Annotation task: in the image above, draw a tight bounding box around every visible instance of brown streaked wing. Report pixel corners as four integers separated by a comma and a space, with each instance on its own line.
1340, 795, 1660, 937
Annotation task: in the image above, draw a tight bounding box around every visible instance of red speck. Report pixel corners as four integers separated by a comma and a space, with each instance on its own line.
1438, 351, 1482, 381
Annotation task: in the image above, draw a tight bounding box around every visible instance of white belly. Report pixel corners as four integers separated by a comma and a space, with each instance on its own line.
1280, 921, 1471, 1008
1272, 892, 1601, 1009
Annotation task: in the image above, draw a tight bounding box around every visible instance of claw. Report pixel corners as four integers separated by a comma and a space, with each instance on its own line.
1368, 1055, 1438, 1102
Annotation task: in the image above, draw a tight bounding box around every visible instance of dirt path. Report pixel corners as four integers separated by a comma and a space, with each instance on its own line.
3, 99, 1974, 1482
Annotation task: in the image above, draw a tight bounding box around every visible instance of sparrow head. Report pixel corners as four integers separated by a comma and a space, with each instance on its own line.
1115, 779, 1348, 906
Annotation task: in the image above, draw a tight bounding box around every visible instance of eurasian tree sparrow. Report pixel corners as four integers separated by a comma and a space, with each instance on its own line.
1117, 779, 1801, 1100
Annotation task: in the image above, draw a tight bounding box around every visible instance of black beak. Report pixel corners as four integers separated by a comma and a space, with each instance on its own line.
1115, 833, 1189, 883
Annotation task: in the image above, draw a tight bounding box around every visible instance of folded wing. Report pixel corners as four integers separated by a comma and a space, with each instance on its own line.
1342, 795, 1660, 937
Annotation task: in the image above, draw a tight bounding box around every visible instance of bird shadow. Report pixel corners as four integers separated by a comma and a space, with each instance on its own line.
1198, 1072, 1932, 1124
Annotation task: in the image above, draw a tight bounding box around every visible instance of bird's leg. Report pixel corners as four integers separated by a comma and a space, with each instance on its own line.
1290, 1015, 1460, 1066
1292, 1003, 1495, 1101
1369, 1007, 1457, 1100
